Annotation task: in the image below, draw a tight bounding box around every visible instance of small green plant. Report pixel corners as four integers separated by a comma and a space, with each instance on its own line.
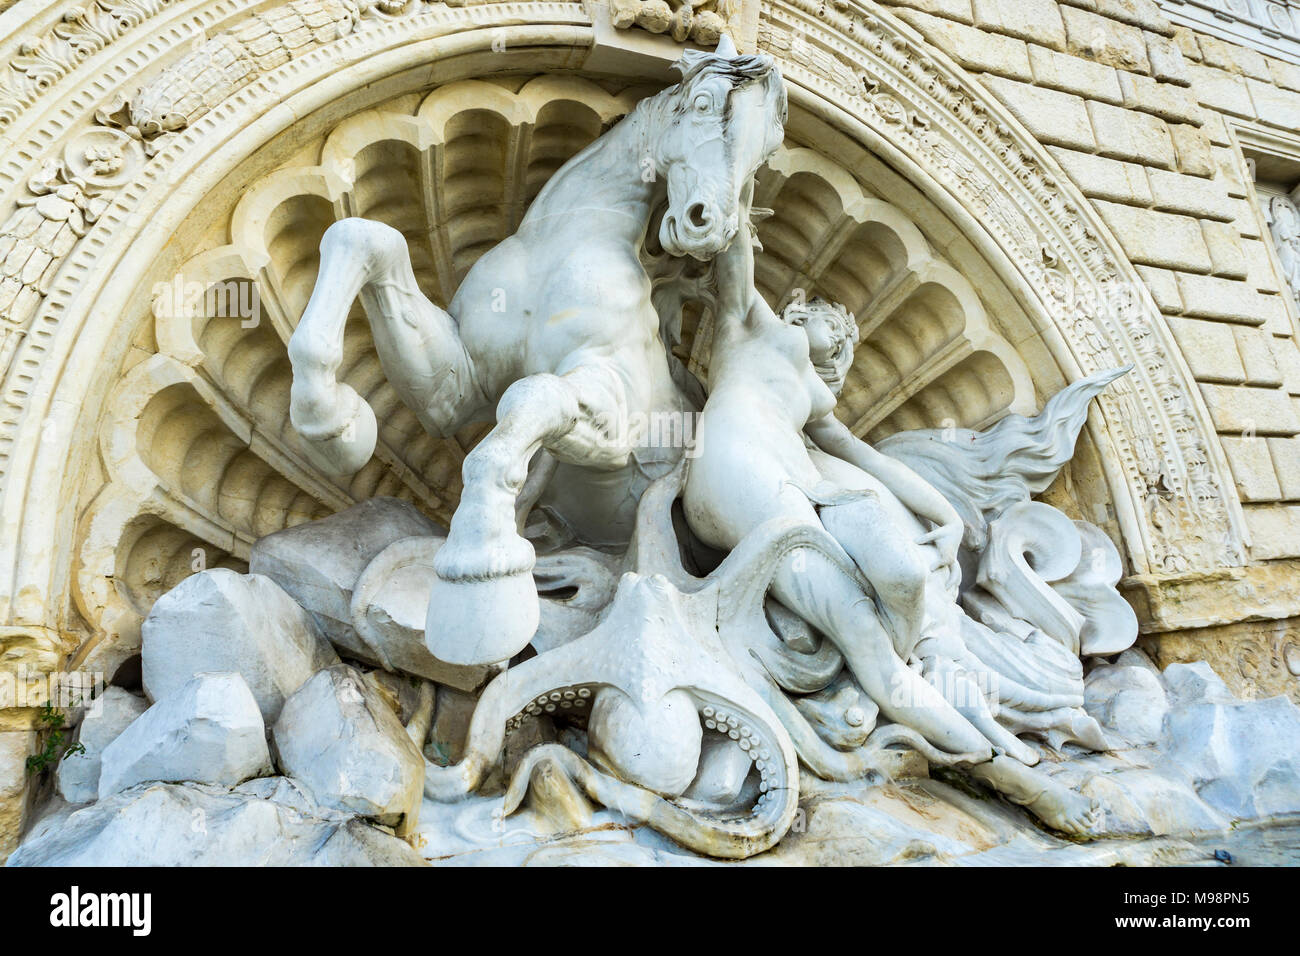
24, 701, 86, 776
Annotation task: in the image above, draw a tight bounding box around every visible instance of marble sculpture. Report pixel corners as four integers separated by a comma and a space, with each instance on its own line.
278, 36, 1135, 856
25, 36, 1233, 865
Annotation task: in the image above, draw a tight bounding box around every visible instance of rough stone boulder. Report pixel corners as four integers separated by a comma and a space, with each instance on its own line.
1084, 662, 1168, 747
142, 568, 338, 723
272, 664, 424, 832
249, 497, 444, 662
350, 536, 499, 690
98, 673, 272, 799
1162, 661, 1235, 706
6, 781, 426, 866
56, 686, 149, 805
1163, 691, 1300, 820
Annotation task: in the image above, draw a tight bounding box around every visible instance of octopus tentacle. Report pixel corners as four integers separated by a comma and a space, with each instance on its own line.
751, 636, 844, 694
424, 633, 597, 800
504, 741, 796, 860
625, 459, 696, 589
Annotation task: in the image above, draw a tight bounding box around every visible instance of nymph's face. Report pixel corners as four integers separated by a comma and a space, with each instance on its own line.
800, 309, 854, 396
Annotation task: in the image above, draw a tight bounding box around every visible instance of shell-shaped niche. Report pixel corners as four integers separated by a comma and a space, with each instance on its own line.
682, 146, 1033, 440
74, 74, 1033, 673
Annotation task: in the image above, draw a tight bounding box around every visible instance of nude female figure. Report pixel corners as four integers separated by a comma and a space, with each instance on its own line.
684, 204, 1100, 834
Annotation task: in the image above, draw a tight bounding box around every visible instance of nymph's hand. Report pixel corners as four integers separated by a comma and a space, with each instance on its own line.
714, 219, 756, 309
917, 521, 963, 591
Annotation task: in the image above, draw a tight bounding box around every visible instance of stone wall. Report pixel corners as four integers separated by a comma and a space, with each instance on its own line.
879, 0, 1300, 564
873, 0, 1300, 703
3, 0, 1300, 858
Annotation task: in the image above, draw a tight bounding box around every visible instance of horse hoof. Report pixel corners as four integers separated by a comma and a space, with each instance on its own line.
295, 390, 378, 477
424, 568, 539, 666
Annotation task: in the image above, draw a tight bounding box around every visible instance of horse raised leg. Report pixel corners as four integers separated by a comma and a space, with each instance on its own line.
426, 362, 635, 668
288, 218, 481, 475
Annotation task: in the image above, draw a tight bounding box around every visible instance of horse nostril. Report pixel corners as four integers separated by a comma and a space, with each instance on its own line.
687, 202, 710, 230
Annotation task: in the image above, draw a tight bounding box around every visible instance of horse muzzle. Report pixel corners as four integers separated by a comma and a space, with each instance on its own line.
660, 201, 739, 261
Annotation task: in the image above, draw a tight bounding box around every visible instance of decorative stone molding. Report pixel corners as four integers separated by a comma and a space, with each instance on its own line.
1158, 0, 1300, 66
0, 0, 1250, 662
604, 0, 741, 46
760, 0, 1245, 574
0, 0, 180, 130
96, 0, 370, 148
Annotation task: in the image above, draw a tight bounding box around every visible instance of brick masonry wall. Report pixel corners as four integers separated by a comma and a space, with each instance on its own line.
876, 0, 1300, 563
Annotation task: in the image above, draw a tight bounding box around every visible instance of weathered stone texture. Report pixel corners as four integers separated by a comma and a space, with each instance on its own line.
1197, 34, 1272, 81
1199, 383, 1300, 435
1200, 220, 1249, 279
981, 75, 1095, 149
1166, 317, 1247, 384
895, 10, 1032, 80
1235, 327, 1285, 387
1046, 147, 1152, 205
877, 0, 975, 24
1088, 99, 1177, 168
1168, 122, 1215, 177
973, 0, 1067, 50
1146, 32, 1191, 86
1175, 273, 1287, 325
1246, 506, 1300, 560
1061, 5, 1151, 72
1221, 435, 1283, 502
1093, 200, 1211, 272
1146, 170, 1235, 222
1184, 62, 1255, 117
887, 0, 1300, 475
1028, 42, 1123, 102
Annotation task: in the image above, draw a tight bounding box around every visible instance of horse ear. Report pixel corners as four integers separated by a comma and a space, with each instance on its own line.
715, 33, 739, 58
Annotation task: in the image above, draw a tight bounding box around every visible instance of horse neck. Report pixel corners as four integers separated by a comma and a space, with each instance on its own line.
524, 101, 666, 244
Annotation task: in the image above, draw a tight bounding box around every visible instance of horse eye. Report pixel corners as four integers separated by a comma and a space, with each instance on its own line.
693, 94, 712, 113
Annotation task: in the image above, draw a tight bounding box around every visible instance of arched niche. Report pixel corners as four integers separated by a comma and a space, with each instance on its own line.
0, 1, 1244, 682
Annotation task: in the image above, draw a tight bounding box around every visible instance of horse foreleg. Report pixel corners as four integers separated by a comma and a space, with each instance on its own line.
426, 364, 632, 668
287, 218, 415, 475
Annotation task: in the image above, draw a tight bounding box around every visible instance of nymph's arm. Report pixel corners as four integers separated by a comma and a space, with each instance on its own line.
711, 188, 777, 339
805, 413, 960, 533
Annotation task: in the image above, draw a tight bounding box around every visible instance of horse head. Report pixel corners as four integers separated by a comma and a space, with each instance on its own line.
653, 35, 787, 260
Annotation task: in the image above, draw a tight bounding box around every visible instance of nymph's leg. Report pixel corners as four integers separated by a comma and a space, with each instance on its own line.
819, 497, 929, 661
819, 497, 1041, 764
969, 756, 1100, 837
767, 535, 992, 760
921, 655, 1040, 765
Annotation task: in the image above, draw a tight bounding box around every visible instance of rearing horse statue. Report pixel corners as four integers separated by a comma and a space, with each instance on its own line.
286, 38, 788, 667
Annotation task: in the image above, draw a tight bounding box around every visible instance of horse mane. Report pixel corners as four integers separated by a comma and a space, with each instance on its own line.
671, 49, 789, 125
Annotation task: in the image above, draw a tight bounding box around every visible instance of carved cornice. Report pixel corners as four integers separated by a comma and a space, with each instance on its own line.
95, 0, 419, 148
0, 0, 180, 130
1157, 0, 1300, 68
